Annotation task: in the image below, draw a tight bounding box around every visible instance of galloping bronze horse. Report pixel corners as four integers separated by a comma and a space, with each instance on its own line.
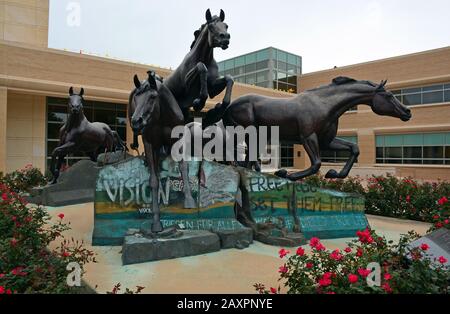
207, 77, 412, 180
129, 72, 197, 233
164, 9, 234, 121
49, 87, 126, 184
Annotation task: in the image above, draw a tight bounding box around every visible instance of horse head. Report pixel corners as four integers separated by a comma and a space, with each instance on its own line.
371, 80, 412, 122
131, 71, 160, 133
204, 9, 230, 50
68, 87, 84, 114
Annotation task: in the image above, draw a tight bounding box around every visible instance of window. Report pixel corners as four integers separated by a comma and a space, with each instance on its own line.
280, 143, 294, 168
393, 83, 450, 106
321, 136, 358, 163
376, 132, 450, 164
46, 97, 127, 167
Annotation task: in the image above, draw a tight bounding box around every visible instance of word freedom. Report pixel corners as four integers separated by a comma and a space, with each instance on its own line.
170, 119, 280, 164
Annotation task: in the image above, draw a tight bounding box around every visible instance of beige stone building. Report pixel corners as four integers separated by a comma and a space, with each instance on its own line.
1, 0, 449, 181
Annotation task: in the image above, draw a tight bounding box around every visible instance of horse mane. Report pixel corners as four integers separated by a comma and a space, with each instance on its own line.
332, 76, 357, 85
189, 16, 221, 49
306, 77, 378, 93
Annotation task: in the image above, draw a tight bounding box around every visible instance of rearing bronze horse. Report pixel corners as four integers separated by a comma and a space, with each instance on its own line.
49, 87, 126, 184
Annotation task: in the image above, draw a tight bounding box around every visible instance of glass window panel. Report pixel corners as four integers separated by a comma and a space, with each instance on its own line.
403, 134, 423, 146
235, 56, 245, 67
384, 135, 403, 147
256, 82, 268, 88
287, 64, 297, 74
245, 53, 256, 64
444, 83, 450, 89
424, 133, 444, 146
287, 54, 297, 65
376, 158, 384, 164
94, 102, 114, 110
391, 90, 401, 95
336, 151, 351, 158
47, 105, 67, 123
395, 95, 402, 102
116, 116, 127, 126
277, 72, 287, 80
403, 87, 421, 94
256, 49, 269, 61
444, 90, 450, 102
256, 71, 269, 83
422, 91, 443, 104
386, 159, 402, 164
218, 62, 224, 72
375, 136, 384, 147
277, 61, 287, 72
403, 93, 422, 106
404, 159, 423, 164
47, 123, 63, 140
245, 74, 256, 85
423, 159, 444, 165
403, 147, 422, 159
446, 133, 450, 145
235, 66, 245, 75
287, 75, 297, 85
445, 147, 450, 158
422, 84, 443, 92
245, 63, 256, 73
94, 109, 116, 125
47, 140, 59, 156
224, 60, 234, 70
256, 60, 269, 71
277, 50, 287, 62
278, 82, 288, 92
297, 56, 301, 66
385, 147, 402, 159
116, 127, 126, 141
423, 146, 443, 159
376, 147, 384, 158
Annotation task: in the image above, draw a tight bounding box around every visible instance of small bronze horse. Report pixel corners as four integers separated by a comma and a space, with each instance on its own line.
129, 72, 197, 233
49, 87, 126, 184
208, 77, 412, 180
163, 9, 234, 121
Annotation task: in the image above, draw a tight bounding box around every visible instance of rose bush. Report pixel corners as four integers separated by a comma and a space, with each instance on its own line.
0, 183, 96, 294
255, 229, 449, 294
0, 164, 48, 194
302, 174, 450, 225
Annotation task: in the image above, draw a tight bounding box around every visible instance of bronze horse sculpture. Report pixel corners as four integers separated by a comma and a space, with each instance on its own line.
207, 77, 412, 180
129, 71, 197, 233
49, 87, 127, 184
164, 9, 234, 121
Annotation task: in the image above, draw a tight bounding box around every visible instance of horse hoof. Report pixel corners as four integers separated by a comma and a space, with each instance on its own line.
193, 98, 204, 111
183, 197, 197, 209
325, 169, 339, 179
151, 221, 163, 233
274, 169, 288, 178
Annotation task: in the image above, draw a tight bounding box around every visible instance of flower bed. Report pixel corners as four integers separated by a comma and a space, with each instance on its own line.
302, 174, 450, 227
255, 229, 449, 294
0, 164, 48, 194
0, 183, 96, 294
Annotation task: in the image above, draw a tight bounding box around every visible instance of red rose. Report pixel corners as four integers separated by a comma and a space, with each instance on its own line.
406, 195, 411, 203
356, 228, 374, 244
381, 282, 392, 293
435, 222, 443, 228
11, 267, 27, 276
348, 274, 358, 284
438, 256, 447, 264
438, 196, 448, 205
296, 247, 305, 256
309, 237, 320, 248
278, 265, 288, 274
62, 251, 71, 258
356, 248, 363, 257
306, 262, 314, 269
0, 274, 5, 279
25, 216, 32, 223
357, 268, 371, 278
315, 243, 326, 251
58, 213, 65, 219
0, 286, 4, 294
330, 249, 343, 261
6, 289, 11, 294
270, 287, 277, 294
318, 274, 333, 287
1, 193, 8, 201
444, 219, 449, 225
278, 248, 289, 258
383, 273, 392, 281
344, 247, 352, 253
10, 238, 18, 247
11, 216, 17, 221
420, 243, 429, 251
433, 215, 440, 220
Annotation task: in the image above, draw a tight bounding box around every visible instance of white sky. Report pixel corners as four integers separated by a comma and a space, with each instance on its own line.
48, 0, 450, 74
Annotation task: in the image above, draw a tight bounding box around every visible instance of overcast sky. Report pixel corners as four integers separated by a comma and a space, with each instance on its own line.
48, 0, 450, 74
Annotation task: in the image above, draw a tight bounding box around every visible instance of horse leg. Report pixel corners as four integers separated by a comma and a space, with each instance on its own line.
130, 132, 140, 155
185, 62, 208, 112
49, 142, 76, 184
323, 138, 360, 179
207, 75, 234, 107
180, 161, 197, 209
87, 152, 97, 162
143, 140, 163, 233
276, 133, 321, 181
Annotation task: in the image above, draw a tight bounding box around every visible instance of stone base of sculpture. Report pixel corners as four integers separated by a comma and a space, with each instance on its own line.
92, 156, 369, 263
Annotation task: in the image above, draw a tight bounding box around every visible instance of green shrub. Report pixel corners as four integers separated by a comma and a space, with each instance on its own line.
255, 229, 449, 294
0, 164, 48, 194
0, 183, 96, 294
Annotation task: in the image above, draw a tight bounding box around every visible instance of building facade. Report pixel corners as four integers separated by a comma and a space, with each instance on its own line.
1, 1, 450, 181
218, 47, 302, 93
